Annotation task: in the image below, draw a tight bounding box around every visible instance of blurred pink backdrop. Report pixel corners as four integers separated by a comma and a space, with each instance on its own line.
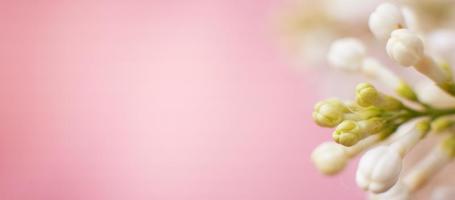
0, 1, 363, 199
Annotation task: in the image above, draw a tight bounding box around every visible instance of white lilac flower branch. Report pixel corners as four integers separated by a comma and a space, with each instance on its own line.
311, 2, 455, 200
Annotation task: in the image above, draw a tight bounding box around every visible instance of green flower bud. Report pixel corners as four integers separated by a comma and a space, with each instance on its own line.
356, 83, 402, 110
333, 118, 385, 147
416, 120, 431, 138
356, 83, 379, 107
377, 124, 398, 140
431, 118, 454, 133
441, 135, 455, 158
438, 81, 455, 96
333, 120, 361, 147
440, 61, 453, 79
313, 99, 349, 127
437, 60, 455, 95
395, 81, 418, 101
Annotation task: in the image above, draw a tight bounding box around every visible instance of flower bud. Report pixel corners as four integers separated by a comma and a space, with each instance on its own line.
312, 136, 382, 176
327, 38, 366, 71
356, 83, 402, 110
333, 121, 361, 147
313, 99, 349, 127
356, 146, 402, 193
368, 181, 410, 200
395, 82, 418, 102
441, 135, 455, 158
311, 142, 349, 175
356, 83, 379, 107
357, 121, 429, 193
386, 29, 424, 67
333, 118, 384, 147
431, 117, 454, 133
369, 3, 405, 41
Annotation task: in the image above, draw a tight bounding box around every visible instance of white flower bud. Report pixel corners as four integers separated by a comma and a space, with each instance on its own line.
356, 146, 402, 193
386, 29, 424, 67
369, 181, 410, 200
369, 3, 405, 41
311, 142, 349, 175
312, 136, 382, 176
328, 38, 366, 71
432, 187, 455, 200
357, 121, 429, 193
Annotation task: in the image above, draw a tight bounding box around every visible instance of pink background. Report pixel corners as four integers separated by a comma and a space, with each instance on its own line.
0, 1, 363, 199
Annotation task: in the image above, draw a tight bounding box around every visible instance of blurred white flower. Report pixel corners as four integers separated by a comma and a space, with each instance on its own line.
324, 0, 382, 24
296, 28, 338, 66
311, 142, 349, 175
369, 3, 405, 41
328, 38, 366, 71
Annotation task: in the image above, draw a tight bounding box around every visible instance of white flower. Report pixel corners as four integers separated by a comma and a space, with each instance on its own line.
386, 29, 424, 67
356, 146, 403, 193
311, 142, 349, 175
369, 3, 405, 41
327, 38, 366, 71
324, 0, 382, 24
432, 187, 455, 200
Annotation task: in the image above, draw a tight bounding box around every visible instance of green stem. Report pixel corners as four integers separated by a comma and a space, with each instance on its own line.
404, 106, 455, 120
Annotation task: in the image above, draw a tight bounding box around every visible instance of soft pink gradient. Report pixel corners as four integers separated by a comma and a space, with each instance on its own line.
0, 1, 362, 199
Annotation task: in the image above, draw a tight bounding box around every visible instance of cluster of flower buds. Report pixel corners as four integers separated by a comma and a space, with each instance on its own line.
311, 1, 455, 199
370, 3, 455, 95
